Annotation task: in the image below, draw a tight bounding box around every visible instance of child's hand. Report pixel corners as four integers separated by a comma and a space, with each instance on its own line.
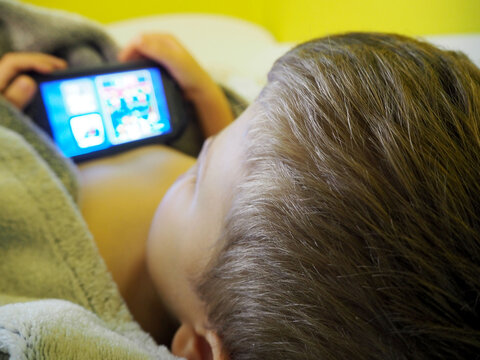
0, 52, 67, 109
118, 33, 214, 101
118, 34, 233, 137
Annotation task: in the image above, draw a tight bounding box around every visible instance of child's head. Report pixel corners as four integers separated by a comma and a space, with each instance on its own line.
148, 32, 480, 359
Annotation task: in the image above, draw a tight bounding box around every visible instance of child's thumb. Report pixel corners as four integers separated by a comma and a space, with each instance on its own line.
3, 75, 37, 110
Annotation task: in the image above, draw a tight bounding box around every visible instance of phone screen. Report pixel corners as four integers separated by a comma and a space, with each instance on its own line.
39, 67, 172, 158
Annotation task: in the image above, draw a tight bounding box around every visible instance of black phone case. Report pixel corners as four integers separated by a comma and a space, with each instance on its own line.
27, 60, 190, 162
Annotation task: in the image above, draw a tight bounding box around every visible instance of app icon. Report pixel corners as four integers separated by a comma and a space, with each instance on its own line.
70, 113, 105, 148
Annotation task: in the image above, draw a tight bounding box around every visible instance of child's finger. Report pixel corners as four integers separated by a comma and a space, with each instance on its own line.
117, 33, 214, 100
117, 39, 145, 62
0, 53, 67, 91
32, 53, 68, 69
2, 75, 37, 110
118, 34, 178, 67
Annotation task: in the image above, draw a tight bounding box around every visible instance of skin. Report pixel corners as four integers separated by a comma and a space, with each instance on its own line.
0, 34, 244, 359
148, 104, 253, 359
78, 144, 195, 343
0, 52, 67, 108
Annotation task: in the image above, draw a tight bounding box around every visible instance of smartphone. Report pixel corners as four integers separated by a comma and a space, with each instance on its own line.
29, 60, 189, 162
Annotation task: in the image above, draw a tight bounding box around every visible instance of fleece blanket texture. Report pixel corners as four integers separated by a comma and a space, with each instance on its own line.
0, 0, 179, 358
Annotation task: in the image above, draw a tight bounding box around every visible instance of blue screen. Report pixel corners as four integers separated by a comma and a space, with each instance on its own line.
39, 67, 171, 158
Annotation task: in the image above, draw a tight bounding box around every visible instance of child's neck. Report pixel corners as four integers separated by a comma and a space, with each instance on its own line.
123, 255, 179, 346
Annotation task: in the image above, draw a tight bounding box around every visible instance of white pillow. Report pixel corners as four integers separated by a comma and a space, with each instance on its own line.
423, 34, 480, 67
106, 14, 293, 102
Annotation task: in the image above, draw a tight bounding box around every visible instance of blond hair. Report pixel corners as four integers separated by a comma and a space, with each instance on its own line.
196, 33, 480, 359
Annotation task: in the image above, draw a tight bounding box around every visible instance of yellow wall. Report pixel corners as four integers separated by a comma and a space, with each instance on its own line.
22, 0, 480, 42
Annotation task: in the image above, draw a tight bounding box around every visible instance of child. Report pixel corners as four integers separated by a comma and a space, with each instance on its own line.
1, 32, 479, 359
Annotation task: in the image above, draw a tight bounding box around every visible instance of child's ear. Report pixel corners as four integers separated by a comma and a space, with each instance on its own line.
171, 323, 228, 360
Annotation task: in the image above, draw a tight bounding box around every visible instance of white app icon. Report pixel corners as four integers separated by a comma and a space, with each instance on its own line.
70, 113, 105, 148
61, 79, 97, 115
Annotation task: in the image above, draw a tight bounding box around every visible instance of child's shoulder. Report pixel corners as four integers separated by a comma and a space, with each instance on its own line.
77, 145, 195, 294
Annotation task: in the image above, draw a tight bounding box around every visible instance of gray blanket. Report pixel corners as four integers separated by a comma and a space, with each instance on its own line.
0, 1, 181, 358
